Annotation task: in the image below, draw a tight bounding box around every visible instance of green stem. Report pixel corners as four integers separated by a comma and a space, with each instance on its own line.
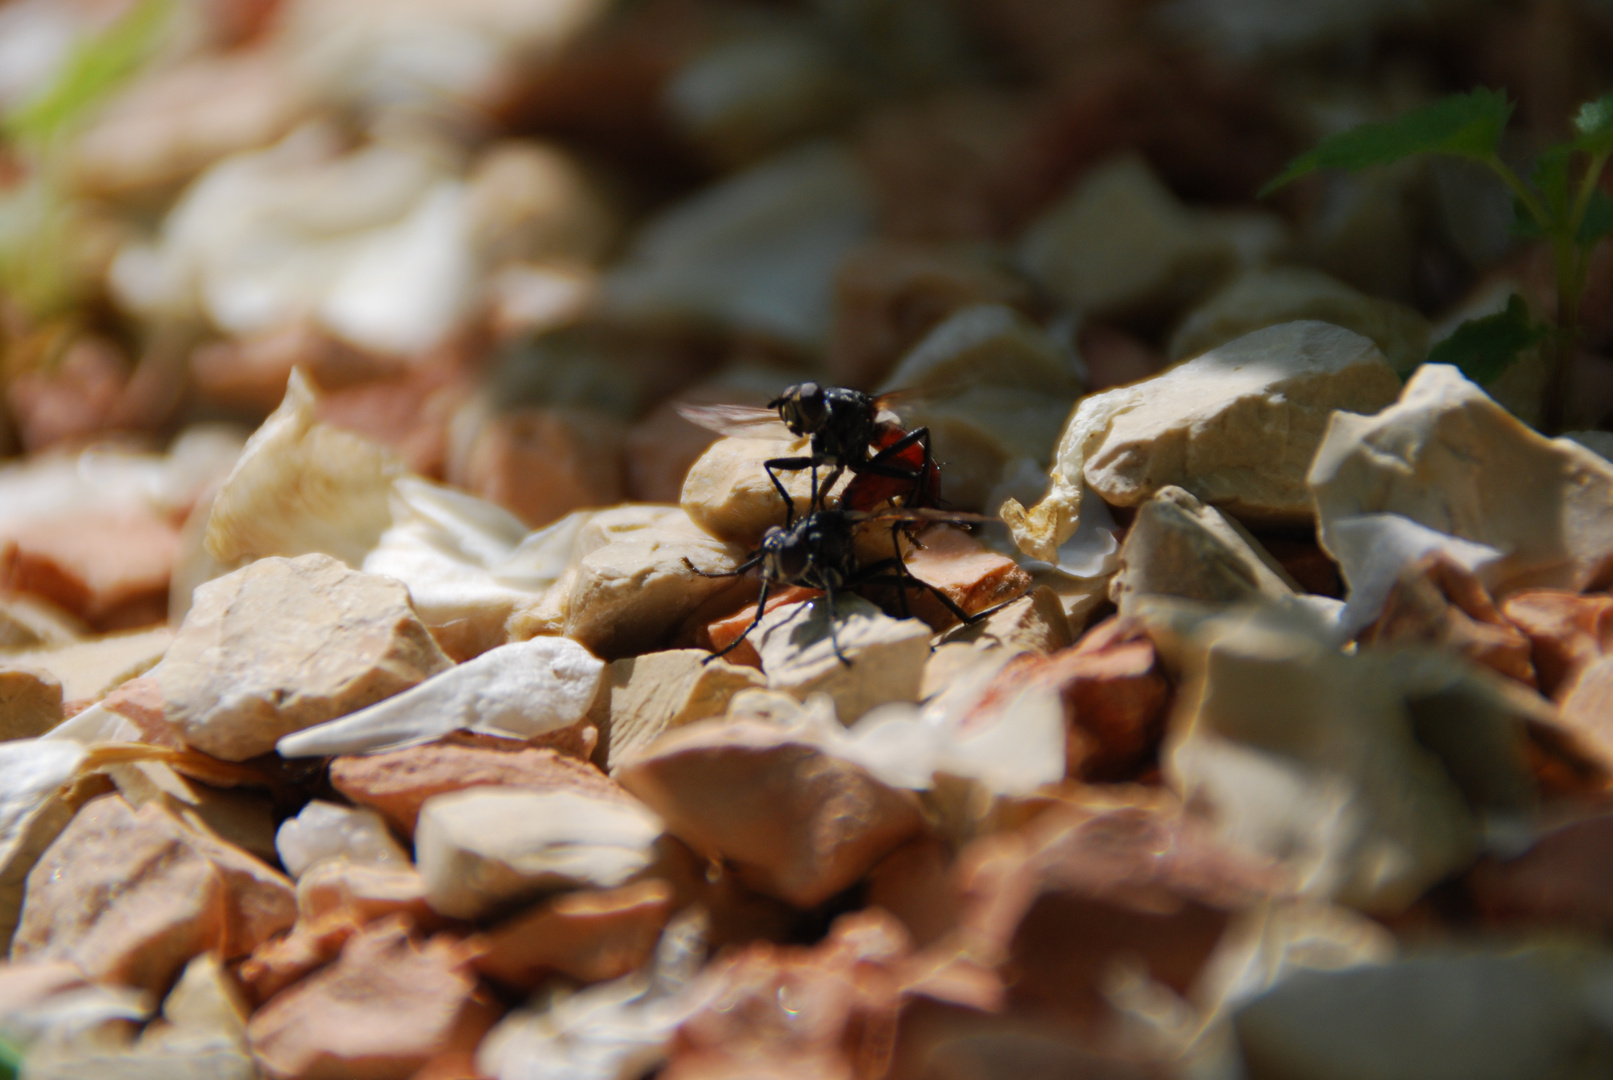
1484, 154, 1551, 232
1570, 149, 1611, 234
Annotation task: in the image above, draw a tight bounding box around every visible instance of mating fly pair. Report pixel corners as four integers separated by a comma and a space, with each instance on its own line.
679, 383, 1012, 664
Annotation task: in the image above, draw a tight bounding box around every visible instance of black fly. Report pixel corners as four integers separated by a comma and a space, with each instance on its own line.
676, 382, 939, 523
685, 508, 1012, 666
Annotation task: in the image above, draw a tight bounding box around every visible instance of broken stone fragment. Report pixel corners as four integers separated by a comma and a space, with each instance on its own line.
274, 801, 411, 879
14, 794, 295, 994
1017, 154, 1286, 322
0, 507, 179, 630
1109, 486, 1300, 617
247, 916, 495, 1080
1467, 812, 1613, 934
933, 585, 1073, 657
680, 436, 820, 548
4, 626, 172, 715
617, 719, 927, 908
470, 879, 675, 989
205, 369, 403, 570
591, 649, 766, 772
1233, 949, 1612, 1080
1169, 265, 1430, 372
891, 525, 1032, 628
1310, 363, 1613, 597
415, 788, 664, 920
275, 637, 602, 759
554, 508, 753, 659
950, 798, 1276, 1031
0, 739, 95, 952
102, 758, 279, 864
1502, 591, 1613, 699
157, 553, 450, 762
663, 908, 910, 1080
755, 597, 931, 722
1359, 555, 1536, 686
0, 669, 63, 741
1004, 321, 1401, 562
1144, 601, 1477, 913
330, 740, 625, 837
452, 405, 627, 531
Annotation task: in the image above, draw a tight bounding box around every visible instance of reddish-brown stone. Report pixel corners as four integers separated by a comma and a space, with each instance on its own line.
469, 879, 674, 989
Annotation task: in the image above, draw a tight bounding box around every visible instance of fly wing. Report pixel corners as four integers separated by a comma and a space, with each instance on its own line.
844, 507, 994, 526
674, 403, 793, 441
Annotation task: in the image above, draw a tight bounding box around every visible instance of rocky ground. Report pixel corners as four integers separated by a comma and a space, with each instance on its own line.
2, 1, 1613, 1079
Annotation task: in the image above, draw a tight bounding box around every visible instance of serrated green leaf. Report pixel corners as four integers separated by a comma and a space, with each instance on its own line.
1425, 294, 1546, 384
1574, 93, 1613, 155
1262, 88, 1513, 196
1578, 188, 1613, 244
3, 0, 169, 146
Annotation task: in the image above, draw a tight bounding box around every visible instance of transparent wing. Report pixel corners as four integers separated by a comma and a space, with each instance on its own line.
844, 507, 994, 526
674, 403, 793, 441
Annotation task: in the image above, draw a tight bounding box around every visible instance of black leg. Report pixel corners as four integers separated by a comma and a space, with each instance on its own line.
865, 426, 934, 507
764, 455, 818, 525
821, 581, 852, 666
683, 553, 763, 579
855, 573, 993, 626
704, 580, 771, 664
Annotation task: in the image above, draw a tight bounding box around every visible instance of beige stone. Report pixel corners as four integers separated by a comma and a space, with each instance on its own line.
894, 524, 1033, 625
330, 740, 623, 838
617, 719, 927, 907
1110, 486, 1300, 616
13, 794, 295, 993
205, 370, 403, 570
1145, 601, 1477, 913
1004, 321, 1401, 562
0, 508, 180, 631
681, 436, 820, 547
157, 554, 450, 761
559, 510, 752, 658
1310, 363, 1613, 596
1169, 266, 1430, 371
3, 626, 172, 713
275, 637, 602, 758
755, 596, 931, 722
1017, 154, 1286, 321
294, 860, 434, 927
0, 669, 62, 741
0, 740, 97, 952
470, 879, 674, 989
247, 916, 493, 1080
103, 759, 280, 865
415, 788, 664, 920
591, 649, 766, 771
934, 585, 1073, 656
0, 593, 84, 650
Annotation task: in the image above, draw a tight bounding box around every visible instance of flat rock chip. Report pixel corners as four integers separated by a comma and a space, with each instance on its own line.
13, 793, 295, 994
0, 507, 180, 629
1467, 812, 1613, 934
1004, 321, 1400, 562
756, 596, 931, 722
331, 741, 626, 837
470, 878, 674, 989
0, 739, 94, 951
158, 553, 451, 761
415, 787, 664, 920
275, 637, 603, 759
1311, 363, 1613, 596
1109, 485, 1299, 616
617, 719, 928, 908
590, 648, 766, 771
3, 626, 172, 713
247, 916, 492, 1080
0, 593, 83, 650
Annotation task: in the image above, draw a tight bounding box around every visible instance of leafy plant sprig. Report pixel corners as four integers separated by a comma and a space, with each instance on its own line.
1264, 87, 1613, 433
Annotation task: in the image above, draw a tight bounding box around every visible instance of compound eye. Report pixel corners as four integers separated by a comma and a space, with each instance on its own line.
794, 382, 828, 427
775, 541, 810, 581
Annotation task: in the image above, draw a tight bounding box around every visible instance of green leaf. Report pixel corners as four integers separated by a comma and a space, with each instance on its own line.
1533, 145, 1573, 227
1425, 294, 1545, 384
1262, 88, 1513, 196
1573, 93, 1613, 155
0, 1033, 20, 1080
1578, 188, 1613, 245
1511, 197, 1547, 237
3, 0, 170, 146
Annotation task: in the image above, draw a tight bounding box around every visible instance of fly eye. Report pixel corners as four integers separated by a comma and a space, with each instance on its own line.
798, 382, 822, 404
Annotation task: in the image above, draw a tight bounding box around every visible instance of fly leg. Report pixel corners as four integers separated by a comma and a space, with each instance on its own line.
682, 553, 764, 579
864, 426, 935, 507
704, 580, 771, 664
763, 456, 817, 525
820, 580, 852, 666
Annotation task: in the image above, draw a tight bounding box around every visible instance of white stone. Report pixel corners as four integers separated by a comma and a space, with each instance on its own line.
277, 637, 604, 758
1310, 363, 1613, 597
415, 788, 663, 920
273, 800, 411, 879
1004, 320, 1402, 562
755, 597, 931, 722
